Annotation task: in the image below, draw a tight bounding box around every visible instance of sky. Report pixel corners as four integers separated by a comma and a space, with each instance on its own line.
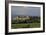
11, 6, 40, 17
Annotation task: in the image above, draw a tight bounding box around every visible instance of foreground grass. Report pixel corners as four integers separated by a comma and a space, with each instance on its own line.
11, 23, 40, 29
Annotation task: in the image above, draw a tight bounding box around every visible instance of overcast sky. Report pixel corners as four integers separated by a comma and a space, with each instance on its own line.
11, 6, 40, 17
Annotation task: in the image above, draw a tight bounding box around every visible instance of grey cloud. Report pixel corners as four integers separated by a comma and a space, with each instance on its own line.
11, 6, 40, 17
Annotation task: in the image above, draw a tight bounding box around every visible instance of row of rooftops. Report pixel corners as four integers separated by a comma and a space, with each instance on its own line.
15, 16, 40, 18
12, 16, 40, 20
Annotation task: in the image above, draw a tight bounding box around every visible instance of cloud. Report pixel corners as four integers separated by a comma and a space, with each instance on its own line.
11, 6, 40, 16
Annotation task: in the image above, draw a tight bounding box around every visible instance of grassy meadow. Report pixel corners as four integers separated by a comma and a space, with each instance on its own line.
11, 23, 40, 29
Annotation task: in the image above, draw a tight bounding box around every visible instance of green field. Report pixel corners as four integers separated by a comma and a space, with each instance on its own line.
11, 23, 40, 29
